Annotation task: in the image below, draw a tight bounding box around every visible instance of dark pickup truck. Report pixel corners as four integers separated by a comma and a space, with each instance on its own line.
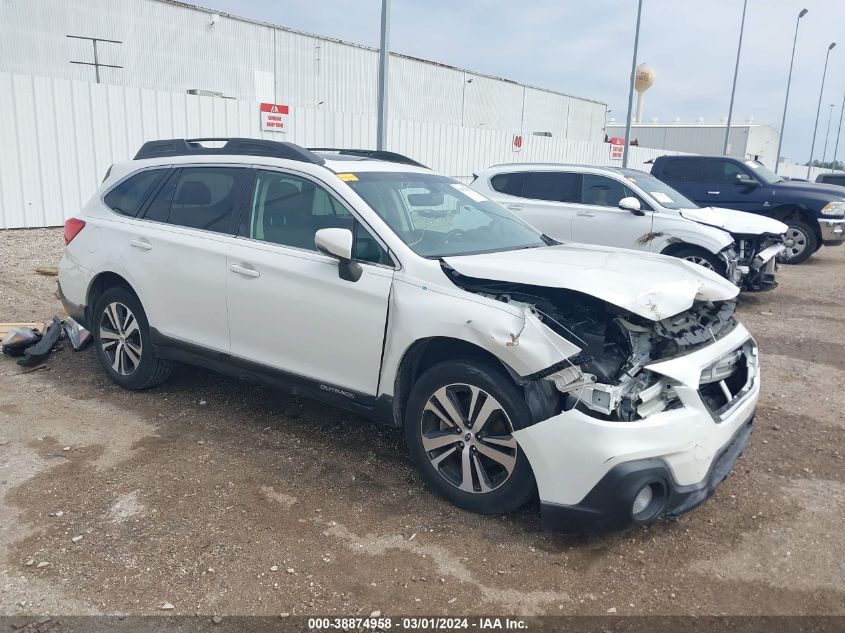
651, 155, 845, 264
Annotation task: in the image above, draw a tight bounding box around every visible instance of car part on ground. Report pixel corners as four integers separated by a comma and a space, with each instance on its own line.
62, 316, 92, 351
58, 139, 761, 533
16, 317, 63, 367
1, 327, 42, 357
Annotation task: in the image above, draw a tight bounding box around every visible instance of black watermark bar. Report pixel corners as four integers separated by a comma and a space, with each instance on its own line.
2, 616, 845, 633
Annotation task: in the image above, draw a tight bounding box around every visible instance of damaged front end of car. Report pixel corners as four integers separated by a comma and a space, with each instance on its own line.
444, 268, 738, 422
443, 265, 759, 532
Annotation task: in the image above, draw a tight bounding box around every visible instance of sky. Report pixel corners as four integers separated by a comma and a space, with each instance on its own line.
186, 0, 845, 164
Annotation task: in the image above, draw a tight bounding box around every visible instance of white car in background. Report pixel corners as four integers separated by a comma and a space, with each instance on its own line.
59, 139, 759, 533
471, 164, 786, 292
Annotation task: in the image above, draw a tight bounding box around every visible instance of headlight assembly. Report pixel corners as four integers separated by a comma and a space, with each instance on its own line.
820, 201, 845, 216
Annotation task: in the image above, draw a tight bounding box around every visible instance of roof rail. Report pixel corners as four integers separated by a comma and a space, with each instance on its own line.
309, 148, 428, 168
134, 138, 326, 165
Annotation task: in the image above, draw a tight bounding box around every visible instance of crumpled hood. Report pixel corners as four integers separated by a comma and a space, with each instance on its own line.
443, 244, 739, 321
680, 206, 787, 236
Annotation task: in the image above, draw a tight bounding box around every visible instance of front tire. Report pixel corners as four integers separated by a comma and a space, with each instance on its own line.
404, 360, 536, 515
92, 286, 173, 390
779, 220, 817, 264
673, 246, 726, 277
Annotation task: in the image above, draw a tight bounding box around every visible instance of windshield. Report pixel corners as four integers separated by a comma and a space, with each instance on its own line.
742, 160, 783, 184
617, 169, 700, 209
344, 172, 549, 257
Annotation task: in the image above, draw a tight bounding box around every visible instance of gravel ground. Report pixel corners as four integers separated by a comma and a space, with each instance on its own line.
0, 227, 844, 617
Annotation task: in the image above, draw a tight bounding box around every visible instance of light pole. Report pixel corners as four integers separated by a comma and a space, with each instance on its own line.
833, 87, 845, 172
807, 42, 837, 178
821, 103, 836, 167
622, 0, 644, 168
376, 0, 390, 150
723, 0, 748, 155
775, 8, 808, 174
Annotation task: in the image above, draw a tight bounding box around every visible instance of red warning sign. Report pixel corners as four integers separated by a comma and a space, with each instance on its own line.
260, 102, 289, 132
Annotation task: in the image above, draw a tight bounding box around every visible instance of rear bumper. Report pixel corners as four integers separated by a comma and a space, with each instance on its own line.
57, 253, 92, 329
540, 419, 753, 532
58, 281, 88, 328
819, 218, 845, 244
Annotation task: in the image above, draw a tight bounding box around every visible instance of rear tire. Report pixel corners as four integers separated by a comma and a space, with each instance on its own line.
779, 219, 817, 264
404, 360, 536, 515
92, 286, 173, 390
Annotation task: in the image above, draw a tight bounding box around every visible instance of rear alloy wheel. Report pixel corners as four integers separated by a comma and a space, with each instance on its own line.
405, 360, 536, 514
779, 220, 817, 264
99, 301, 143, 376
93, 286, 173, 390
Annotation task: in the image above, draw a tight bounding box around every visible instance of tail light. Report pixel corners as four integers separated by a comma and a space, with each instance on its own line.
64, 218, 86, 245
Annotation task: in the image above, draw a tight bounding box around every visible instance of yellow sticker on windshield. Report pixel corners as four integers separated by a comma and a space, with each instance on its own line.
337, 173, 359, 182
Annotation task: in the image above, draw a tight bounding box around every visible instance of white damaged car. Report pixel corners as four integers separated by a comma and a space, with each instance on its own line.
58, 140, 759, 533
471, 164, 786, 292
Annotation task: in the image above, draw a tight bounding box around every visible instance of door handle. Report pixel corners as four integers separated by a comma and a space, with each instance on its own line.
576, 212, 595, 217
230, 264, 260, 278
707, 191, 721, 195
129, 239, 152, 251
506, 204, 524, 211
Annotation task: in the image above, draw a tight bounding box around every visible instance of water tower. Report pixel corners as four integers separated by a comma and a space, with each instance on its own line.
634, 63, 656, 123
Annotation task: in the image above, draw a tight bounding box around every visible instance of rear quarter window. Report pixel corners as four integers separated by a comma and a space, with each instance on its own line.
103, 169, 167, 216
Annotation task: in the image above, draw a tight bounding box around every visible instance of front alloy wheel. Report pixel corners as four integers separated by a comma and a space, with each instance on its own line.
99, 301, 143, 375
421, 384, 518, 493
404, 360, 536, 515
682, 254, 716, 272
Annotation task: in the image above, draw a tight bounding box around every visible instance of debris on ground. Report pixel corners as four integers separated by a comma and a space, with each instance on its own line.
16, 317, 62, 367
34, 266, 59, 277
1, 327, 42, 356
62, 317, 92, 351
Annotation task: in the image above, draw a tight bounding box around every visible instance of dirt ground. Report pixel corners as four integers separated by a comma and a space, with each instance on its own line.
0, 227, 843, 618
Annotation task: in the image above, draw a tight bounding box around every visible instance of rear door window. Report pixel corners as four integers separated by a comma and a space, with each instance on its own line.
104, 169, 168, 216
141, 167, 247, 234
659, 159, 706, 183
519, 172, 582, 202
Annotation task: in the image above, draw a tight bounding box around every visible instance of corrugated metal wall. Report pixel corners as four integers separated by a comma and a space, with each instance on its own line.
0, 0, 606, 139
0, 72, 678, 229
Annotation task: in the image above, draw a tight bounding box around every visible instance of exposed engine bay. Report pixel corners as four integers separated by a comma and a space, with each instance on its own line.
731, 233, 784, 292
445, 269, 738, 422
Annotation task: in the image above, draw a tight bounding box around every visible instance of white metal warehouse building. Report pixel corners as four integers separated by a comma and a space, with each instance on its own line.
0, 0, 609, 138
2, 0, 694, 229
606, 123, 781, 169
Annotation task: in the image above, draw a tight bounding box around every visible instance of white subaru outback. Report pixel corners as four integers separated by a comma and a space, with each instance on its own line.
58, 139, 759, 532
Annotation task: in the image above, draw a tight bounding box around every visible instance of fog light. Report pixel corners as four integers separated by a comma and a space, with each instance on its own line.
632, 485, 654, 516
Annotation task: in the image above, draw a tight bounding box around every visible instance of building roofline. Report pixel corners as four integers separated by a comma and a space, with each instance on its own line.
159, 0, 606, 107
